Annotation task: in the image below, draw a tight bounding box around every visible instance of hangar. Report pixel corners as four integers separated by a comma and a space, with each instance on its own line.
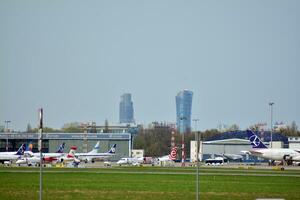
190, 130, 288, 162
0, 132, 131, 161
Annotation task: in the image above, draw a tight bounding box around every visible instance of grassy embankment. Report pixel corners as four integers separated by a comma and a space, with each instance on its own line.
0, 167, 299, 200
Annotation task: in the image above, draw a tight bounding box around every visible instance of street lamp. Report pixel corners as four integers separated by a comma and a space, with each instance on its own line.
193, 119, 200, 200
4, 120, 11, 151
269, 102, 274, 148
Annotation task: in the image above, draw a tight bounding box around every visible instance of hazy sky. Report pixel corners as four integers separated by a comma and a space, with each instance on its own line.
1, 1, 299, 131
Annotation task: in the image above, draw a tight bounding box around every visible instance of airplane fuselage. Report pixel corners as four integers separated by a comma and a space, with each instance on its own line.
250, 148, 300, 161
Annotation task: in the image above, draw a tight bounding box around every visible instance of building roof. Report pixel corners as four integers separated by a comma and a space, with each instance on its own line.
0, 133, 130, 140
203, 138, 250, 145
206, 130, 288, 145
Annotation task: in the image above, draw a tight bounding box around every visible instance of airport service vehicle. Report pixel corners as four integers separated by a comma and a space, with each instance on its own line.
75, 143, 116, 163
0, 144, 26, 164
244, 130, 300, 165
205, 157, 227, 165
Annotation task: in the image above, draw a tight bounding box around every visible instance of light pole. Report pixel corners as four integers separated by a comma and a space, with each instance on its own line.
4, 120, 11, 151
193, 119, 200, 200
269, 102, 274, 148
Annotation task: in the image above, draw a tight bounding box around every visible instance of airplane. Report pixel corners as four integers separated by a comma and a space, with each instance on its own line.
244, 129, 300, 165
156, 146, 178, 163
32, 142, 65, 158
75, 143, 116, 163
16, 142, 67, 166
0, 144, 26, 164
215, 153, 243, 161
116, 157, 144, 166
59, 146, 80, 164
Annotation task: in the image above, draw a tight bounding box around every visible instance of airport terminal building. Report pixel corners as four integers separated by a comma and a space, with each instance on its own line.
0, 132, 131, 161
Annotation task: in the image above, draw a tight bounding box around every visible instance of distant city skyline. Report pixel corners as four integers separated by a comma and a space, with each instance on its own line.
1, 1, 300, 131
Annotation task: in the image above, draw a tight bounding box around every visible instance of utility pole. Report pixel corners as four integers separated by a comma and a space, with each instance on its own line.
269, 102, 274, 148
4, 120, 11, 152
38, 108, 43, 200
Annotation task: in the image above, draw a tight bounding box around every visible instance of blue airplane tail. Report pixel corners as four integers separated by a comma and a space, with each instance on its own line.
56, 142, 65, 153
15, 144, 26, 155
108, 144, 116, 154
246, 130, 268, 149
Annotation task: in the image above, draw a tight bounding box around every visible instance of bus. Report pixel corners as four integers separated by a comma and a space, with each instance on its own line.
205, 157, 228, 165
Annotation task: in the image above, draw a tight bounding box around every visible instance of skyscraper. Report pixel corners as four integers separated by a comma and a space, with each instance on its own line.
119, 93, 134, 124
176, 90, 193, 134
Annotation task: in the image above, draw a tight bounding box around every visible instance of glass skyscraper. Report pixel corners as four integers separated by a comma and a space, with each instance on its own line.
119, 93, 134, 124
176, 90, 193, 134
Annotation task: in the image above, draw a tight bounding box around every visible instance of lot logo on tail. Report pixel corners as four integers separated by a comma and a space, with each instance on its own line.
16, 144, 26, 155
246, 130, 267, 149
108, 144, 116, 154
56, 142, 65, 153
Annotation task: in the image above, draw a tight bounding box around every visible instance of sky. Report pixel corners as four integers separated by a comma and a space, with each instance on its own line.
0, 1, 299, 132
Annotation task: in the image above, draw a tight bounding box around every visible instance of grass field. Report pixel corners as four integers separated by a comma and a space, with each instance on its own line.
0, 166, 300, 200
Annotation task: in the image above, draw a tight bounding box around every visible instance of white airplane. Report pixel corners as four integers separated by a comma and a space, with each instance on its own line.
16, 144, 79, 166
243, 130, 300, 165
17, 142, 65, 166
215, 153, 243, 161
0, 144, 26, 164
32, 142, 65, 159
156, 146, 178, 162
75, 143, 116, 163
116, 157, 144, 166
59, 146, 80, 164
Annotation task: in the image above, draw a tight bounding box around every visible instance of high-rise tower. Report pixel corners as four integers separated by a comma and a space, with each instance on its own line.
119, 93, 134, 124
176, 90, 193, 134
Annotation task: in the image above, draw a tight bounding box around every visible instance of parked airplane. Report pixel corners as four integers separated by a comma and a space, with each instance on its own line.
16, 142, 67, 166
156, 146, 178, 162
59, 146, 80, 164
0, 144, 26, 164
244, 129, 300, 165
75, 143, 116, 163
33, 142, 65, 158
116, 157, 144, 166
215, 153, 243, 161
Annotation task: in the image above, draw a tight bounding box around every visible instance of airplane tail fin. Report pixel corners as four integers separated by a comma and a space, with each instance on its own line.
246, 129, 268, 149
67, 146, 77, 158
26, 141, 33, 152
56, 142, 65, 153
15, 144, 26, 155
168, 147, 177, 160
107, 144, 116, 154
89, 141, 100, 154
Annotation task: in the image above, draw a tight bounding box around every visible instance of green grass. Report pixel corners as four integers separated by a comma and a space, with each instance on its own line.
0, 167, 300, 200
